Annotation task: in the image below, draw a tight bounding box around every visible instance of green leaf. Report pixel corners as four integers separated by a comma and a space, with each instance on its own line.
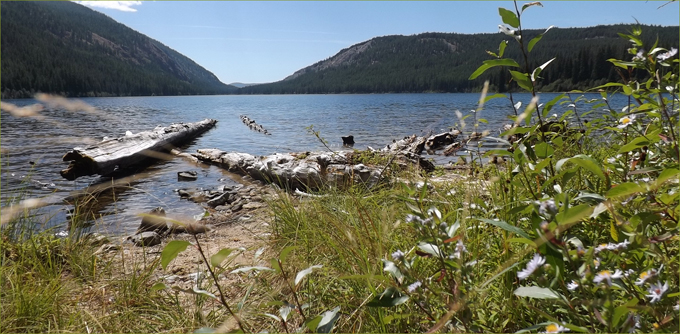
531, 57, 556, 83
498, 7, 519, 28
316, 306, 341, 333
484, 93, 507, 103
469, 58, 521, 80
210, 248, 233, 268
305, 316, 322, 332
161, 240, 191, 270
606, 182, 644, 198
514, 286, 560, 299
151, 282, 167, 291
193, 327, 215, 334
618, 134, 660, 153
542, 94, 565, 118
417, 242, 442, 257
556, 155, 606, 183
555, 204, 593, 226
498, 40, 508, 57
367, 287, 409, 307
478, 218, 532, 239
279, 245, 297, 264
506, 237, 536, 247
510, 70, 533, 91
382, 259, 404, 284
534, 142, 554, 159
480, 262, 521, 288
295, 265, 323, 286
528, 26, 554, 52
653, 168, 680, 189
610, 221, 619, 242
521, 1, 543, 12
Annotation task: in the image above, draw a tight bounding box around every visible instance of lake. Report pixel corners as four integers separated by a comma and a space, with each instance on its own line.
0, 93, 625, 235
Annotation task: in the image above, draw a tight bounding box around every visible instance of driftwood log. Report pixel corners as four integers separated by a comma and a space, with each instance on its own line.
60, 119, 217, 180
192, 149, 383, 191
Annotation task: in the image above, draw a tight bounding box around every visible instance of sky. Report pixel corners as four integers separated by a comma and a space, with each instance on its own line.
74, 1, 680, 85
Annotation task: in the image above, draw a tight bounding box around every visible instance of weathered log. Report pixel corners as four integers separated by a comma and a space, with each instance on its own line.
60, 119, 217, 180
192, 149, 384, 191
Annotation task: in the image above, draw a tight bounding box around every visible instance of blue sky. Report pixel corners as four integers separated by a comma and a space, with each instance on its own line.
75, 1, 679, 84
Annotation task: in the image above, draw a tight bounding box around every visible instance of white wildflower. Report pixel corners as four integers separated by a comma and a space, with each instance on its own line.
539, 199, 557, 216
391, 250, 405, 261
540, 323, 570, 333
593, 269, 623, 286
452, 240, 467, 259
657, 47, 677, 61
617, 115, 636, 129
635, 265, 662, 286
632, 49, 645, 61
646, 281, 668, 303
517, 253, 545, 280
673, 303, 679, 311
567, 280, 579, 291
593, 258, 601, 269
407, 281, 422, 293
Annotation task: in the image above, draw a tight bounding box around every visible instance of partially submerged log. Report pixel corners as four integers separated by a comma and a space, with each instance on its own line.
60, 119, 217, 180
192, 149, 385, 191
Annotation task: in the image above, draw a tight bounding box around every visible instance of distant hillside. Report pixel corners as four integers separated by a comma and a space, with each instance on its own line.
239, 25, 679, 94
1, 1, 236, 98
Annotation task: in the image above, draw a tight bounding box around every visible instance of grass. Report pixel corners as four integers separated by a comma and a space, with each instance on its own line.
0, 212, 206, 333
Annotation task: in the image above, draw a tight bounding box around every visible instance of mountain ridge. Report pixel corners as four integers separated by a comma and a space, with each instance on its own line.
241, 25, 679, 94
1, 1, 237, 98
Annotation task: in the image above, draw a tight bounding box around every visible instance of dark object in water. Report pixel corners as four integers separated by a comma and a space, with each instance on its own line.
342, 135, 355, 146
178, 171, 198, 181
60, 119, 217, 180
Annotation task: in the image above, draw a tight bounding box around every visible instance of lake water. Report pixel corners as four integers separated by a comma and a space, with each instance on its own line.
1, 93, 625, 235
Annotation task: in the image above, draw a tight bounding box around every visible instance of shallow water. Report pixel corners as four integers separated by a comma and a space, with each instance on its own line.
0, 93, 626, 235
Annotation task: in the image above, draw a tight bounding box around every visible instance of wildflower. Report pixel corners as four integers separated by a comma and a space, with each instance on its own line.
646, 281, 668, 303
517, 253, 545, 280
541, 323, 570, 333
567, 280, 579, 291
593, 258, 601, 269
617, 115, 636, 129
405, 214, 418, 223
632, 49, 645, 61
452, 240, 467, 259
539, 199, 557, 216
595, 243, 611, 253
657, 47, 677, 61
635, 265, 662, 286
407, 281, 422, 293
427, 207, 442, 220
624, 269, 635, 278
593, 269, 623, 286
674, 303, 679, 311
628, 314, 641, 333
391, 250, 405, 261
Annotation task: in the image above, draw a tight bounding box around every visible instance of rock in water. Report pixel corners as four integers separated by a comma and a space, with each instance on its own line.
342, 135, 355, 147
137, 207, 168, 234
129, 231, 162, 247
178, 171, 198, 181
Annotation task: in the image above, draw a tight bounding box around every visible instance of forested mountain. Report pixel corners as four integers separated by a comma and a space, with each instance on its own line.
1, 1, 236, 98
240, 25, 679, 94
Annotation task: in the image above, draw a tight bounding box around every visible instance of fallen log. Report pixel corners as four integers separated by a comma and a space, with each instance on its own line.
60, 119, 217, 180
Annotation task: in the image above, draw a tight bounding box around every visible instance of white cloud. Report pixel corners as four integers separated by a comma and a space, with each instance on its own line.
75, 1, 142, 12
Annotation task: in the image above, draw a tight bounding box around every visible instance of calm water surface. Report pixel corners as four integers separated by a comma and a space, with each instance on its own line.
1, 93, 625, 235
